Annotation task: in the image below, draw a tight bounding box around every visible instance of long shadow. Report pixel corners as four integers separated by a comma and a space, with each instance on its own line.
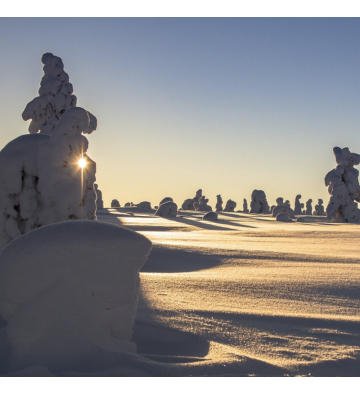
216, 220, 257, 229
164, 216, 238, 231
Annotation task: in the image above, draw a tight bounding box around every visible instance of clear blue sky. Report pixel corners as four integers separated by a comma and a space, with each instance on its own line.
1, 18, 360, 208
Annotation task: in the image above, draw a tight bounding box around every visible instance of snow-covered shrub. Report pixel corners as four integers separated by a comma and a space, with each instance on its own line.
155, 201, 178, 217
306, 199, 313, 215
22, 53, 77, 135
94, 184, 103, 209
215, 195, 223, 211
181, 199, 194, 210
194, 196, 212, 211
276, 212, 292, 222
224, 199, 236, 212
243, 198, 249, 213
314, 199, 325, 216
203, 211, 218, 221
111, 199, 120, 208
0, 107, 97, 248
250, 190, 269, 214
325, 147, 360, 222
294, 194, 303, 215
0, 220, 152, 373
159, 197, 173, 206
136, 201, 151, 210
272, 205, 295, 218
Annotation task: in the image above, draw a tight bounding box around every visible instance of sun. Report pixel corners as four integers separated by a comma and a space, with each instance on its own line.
78, 157, 87, 168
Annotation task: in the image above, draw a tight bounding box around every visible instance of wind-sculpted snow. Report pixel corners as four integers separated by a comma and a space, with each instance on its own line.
250, 190, 269, 214
155, 201, 177, 217
95, 184, 103, 209
0, 221, 152, 374
325, 147, 360, 223
0, 107, 97, 247
22, 53, 77, 135
194, 196, 212, 211
224, 199, 236, 212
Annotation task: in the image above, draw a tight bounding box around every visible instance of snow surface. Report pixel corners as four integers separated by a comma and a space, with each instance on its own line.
0, 220, 152, 374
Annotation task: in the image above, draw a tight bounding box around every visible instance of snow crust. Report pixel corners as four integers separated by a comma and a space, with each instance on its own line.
0, 107, 97, 248
22, 53, 77, 135
0, 220, 152, 373
250, 190, 269, 214
155, 201, 177, 217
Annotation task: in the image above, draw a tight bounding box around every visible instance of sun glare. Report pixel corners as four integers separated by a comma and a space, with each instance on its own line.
78, 157, 87, 168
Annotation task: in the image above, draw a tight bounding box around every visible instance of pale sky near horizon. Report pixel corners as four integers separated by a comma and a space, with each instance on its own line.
1, 18, 360, 209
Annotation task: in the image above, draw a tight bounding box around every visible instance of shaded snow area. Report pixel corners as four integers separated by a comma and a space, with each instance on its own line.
0, 220, 152, 375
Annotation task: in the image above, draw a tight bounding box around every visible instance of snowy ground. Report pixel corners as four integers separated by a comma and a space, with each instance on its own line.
93, 208, 360, 377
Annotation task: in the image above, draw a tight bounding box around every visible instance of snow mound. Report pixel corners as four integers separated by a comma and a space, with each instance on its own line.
0, 220, 152, 373
155, 201, 178, 217
22, 53, 77, 135
272, 205, 295, 218
136, 201, 151, 210
0, 107, 97, 248
243, 198, 249, 213
276, 212, 292, 222
203, 211, 218, 221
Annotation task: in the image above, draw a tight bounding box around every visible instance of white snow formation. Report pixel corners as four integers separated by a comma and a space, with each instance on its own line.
314, 199, 325, 216
181, 199, 195, 210
224, 199, 236, 212
243, 198, 249, 213
0, 220, 152, 373
250, 190, 269, 214
203, 211, 218, 221
111, 199, 120, 208
276, 212, 293, 222
325, 147, 360, 223
194, 196, 212, 211
94, 184, 103, 209
272, 205, 295, 219
306, 199, 313, 215
215, 195, 223, 211
159, 197, 173, 206
155, 201, 178, 217
0, 107, 97, 248
136, 201, 151, 210
22, 53, 77, 136
294, 194, 303, 215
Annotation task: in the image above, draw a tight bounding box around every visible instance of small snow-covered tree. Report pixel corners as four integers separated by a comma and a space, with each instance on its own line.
215, 194, 223, 211
243, 198, 249, 213
250, 190, 269, 214
22, 53, 77, 135
294, 194, 303, 215
111, 199, 120, 208
95, 184, 104, 209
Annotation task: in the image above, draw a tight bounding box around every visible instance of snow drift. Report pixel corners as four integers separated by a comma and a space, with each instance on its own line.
0, 220, 152, 374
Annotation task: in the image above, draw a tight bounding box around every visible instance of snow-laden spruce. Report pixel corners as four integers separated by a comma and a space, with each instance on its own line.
224, 199, 236, 212
0, 220, 152, 373
95, 184, 104, 209
194, 196, 212, 211
325, 147, 360, 222
111, 199, 120, 208
294, 194, 303, 215
215, 195, 223, 211
314, 199, 325, 216
250, 190, 269, 214
22, 53, 77, 135
306, 199, 313, 215
243, 198, 249, 213
0, 107, 97, 248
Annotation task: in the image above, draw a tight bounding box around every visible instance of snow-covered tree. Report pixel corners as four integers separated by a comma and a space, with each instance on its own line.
294, 194, 303, 215
215, 194, 223, 211
95, 184, 104, 209
224, 199, 236, 212
243, 198, 249, 213
250, 190, 269, 214
111, 199, 120, 208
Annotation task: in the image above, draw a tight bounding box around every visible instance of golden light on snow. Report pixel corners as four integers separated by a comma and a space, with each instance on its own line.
78, 157, 87, 168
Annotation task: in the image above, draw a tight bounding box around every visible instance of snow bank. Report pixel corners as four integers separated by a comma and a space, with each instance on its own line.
294, 194, 303, 215
250, 190, 269, 214
224, 199, 236, 212
0, 107, 97, 248
325, 147, 360, 223
111, 199, 120, 208
272, 205, 295, 218
155, 201, 178, 217
194, 196, 212, 211
276, 212, 292, 222
203, 211, 218, 221
0, 220, 152, 373
22, 53, 77, 135
215, 195, 223, 211
95, 184, 103, 209
306, 199, 313, 215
